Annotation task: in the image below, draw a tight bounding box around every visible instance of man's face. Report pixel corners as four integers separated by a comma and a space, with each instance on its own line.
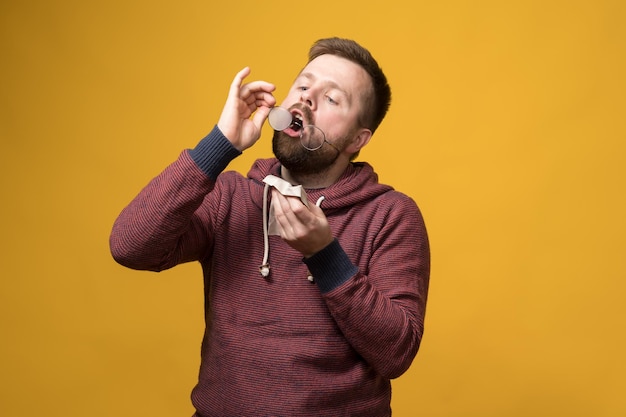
273, 54, 372, 176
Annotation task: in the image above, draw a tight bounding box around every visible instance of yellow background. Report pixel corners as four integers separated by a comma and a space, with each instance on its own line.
1, 0, 624, 415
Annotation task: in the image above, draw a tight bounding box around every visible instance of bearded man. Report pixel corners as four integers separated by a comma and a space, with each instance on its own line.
110, 37, 430, 417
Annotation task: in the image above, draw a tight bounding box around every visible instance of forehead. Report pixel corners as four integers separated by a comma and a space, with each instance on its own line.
298, 54, 372, 97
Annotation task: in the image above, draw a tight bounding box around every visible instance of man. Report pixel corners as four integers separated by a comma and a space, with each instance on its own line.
110, 37, 430, 417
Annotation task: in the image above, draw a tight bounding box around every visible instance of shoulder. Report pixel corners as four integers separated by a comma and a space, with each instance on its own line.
211, 170, 251, 199
369, 190, 428, 238
375, 189, 422, 214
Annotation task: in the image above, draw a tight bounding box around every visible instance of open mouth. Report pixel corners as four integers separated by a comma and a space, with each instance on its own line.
290, 113, 303, 132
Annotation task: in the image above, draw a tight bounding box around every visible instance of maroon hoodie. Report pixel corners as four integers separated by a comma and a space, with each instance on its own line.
110, 126, 430, 417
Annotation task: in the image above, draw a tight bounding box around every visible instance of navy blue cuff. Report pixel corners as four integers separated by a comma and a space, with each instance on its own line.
188, 125, 242, 181
303, 239, 358, 293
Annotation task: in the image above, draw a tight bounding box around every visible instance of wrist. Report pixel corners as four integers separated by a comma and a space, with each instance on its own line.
303, 239, 358, 293
189, 125, 241, 180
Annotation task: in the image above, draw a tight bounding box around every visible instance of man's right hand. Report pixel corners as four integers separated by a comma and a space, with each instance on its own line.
217, 67, 276, 151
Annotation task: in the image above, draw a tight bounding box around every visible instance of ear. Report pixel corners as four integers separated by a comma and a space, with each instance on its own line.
345, 128, 372, 154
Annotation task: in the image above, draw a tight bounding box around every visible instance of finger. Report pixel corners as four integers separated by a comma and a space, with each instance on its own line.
242, 100, 275, 126
240, 82, 276, 102
272, 190, 290, 216
243, 91, 276, 107
242, 80, 276, 93
271, 191, 294, 233
229, 67, 251, 98
252, 105, 271, 129
282, 194, 315, 227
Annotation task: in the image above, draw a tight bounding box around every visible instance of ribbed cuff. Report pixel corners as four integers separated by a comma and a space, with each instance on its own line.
303, 239, 358, 293
188, 125, 242, 181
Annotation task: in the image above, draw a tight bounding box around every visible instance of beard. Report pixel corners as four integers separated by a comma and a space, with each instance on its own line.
272, 129, 343, 177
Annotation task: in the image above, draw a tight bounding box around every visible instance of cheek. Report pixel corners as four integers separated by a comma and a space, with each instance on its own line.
319, 112, 353, 138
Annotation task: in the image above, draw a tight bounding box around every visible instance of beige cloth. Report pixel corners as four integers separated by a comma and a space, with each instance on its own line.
262, 175, 310, 235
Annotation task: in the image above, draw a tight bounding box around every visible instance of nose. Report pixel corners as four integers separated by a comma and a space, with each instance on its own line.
300, 89, 315, 110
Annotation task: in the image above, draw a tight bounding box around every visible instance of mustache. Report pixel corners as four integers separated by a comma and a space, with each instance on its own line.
288, 103, 314, 126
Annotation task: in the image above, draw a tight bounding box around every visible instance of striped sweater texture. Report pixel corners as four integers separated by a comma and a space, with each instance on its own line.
110, 126, 430, 417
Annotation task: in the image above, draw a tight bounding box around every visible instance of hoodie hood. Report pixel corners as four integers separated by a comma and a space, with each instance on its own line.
247, 158, 394, 212
247, 158, 394, 278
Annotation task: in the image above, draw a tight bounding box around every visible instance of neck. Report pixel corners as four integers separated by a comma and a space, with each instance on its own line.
280, 159, 350, 189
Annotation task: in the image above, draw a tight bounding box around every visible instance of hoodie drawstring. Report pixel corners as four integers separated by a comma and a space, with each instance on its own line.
260, 183, 271, 277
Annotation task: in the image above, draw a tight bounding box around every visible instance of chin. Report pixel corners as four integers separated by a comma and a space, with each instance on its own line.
273, 133, 332, 176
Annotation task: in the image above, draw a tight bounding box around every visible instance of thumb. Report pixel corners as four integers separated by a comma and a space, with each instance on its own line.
252, 105, 272, 131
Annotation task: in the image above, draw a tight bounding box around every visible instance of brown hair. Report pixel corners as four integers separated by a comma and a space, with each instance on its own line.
308, 37, 391, 134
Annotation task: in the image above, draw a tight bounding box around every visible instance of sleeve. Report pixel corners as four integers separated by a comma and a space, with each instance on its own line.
304, 195, 430, 379
109, 126, 241, 271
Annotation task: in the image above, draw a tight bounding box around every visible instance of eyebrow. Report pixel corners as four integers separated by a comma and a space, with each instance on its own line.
297, 72, 352, 102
